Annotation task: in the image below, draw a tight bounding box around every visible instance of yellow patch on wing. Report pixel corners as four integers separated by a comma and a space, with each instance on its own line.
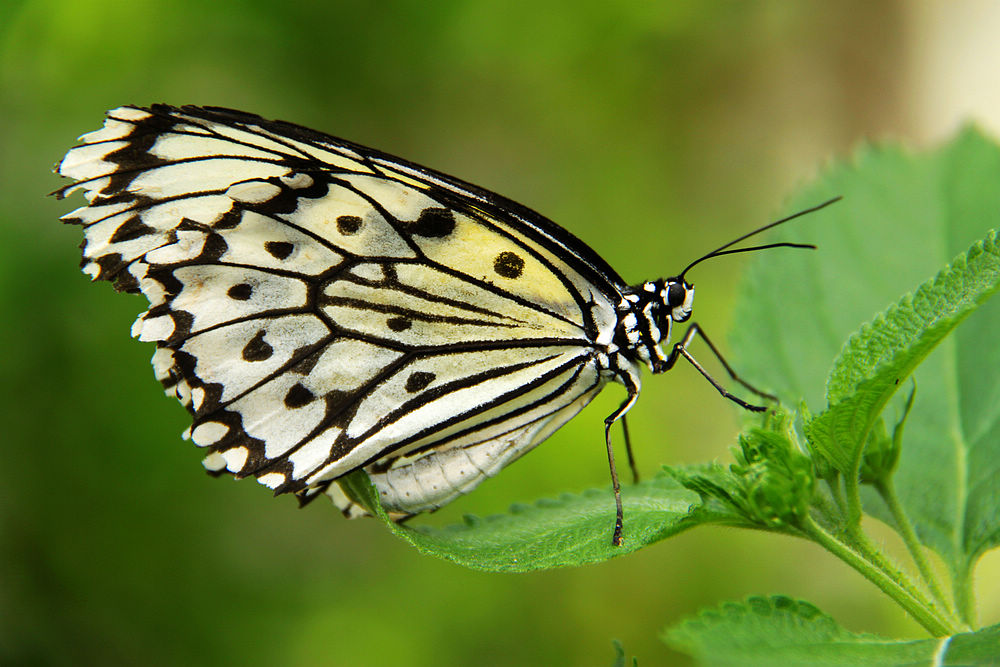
411, 211, 581, 321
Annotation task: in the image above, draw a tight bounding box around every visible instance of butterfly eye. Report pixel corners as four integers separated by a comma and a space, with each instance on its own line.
666, 282, 687, 309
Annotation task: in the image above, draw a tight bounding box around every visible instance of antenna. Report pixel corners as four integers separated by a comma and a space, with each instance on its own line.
679, 196, 841, 280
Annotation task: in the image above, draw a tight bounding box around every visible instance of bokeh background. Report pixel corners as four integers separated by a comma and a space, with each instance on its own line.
3, 2, 1000, 665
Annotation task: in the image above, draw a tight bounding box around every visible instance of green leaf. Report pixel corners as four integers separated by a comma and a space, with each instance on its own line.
611, 640, 625, 667
805, 229, 1000, 473
610, 639, 638, 667
666, 462, 760, 529
730, 142, 943, 408
663, 595, 1000, 666
345, 470, 700, 572
337, 469, 388, 518
730, 128, 1000, 580
825, 232, 1000, 404
858, 383, 914, 484
668, 413, 815, 532
728, 426, 814, 529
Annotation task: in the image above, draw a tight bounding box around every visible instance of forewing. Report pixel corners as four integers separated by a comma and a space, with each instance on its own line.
56, 105, 619, 498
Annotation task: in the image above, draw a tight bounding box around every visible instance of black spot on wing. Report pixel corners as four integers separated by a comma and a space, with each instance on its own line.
336, 215, 363, 235
242, 330, 273, 361
404, 371, 435, 393
227, 283, 253, 300
387, 316, 411, 331
264, 241, 294, 260
409, 207, 455, 238
493, 251, 525, 279
284, 382, 315, 408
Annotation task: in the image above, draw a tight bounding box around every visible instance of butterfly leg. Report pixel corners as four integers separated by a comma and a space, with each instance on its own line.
621, 416, 639, 484
604, 370, 641, 546
662, 323, 777, 412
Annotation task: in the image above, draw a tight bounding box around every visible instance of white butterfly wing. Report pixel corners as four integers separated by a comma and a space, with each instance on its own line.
56, 105, 625, 514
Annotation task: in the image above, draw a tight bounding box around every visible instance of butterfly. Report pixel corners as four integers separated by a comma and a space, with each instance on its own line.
54, 105, 835, 545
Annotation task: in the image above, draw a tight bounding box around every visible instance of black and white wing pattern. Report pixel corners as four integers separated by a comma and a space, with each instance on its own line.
55, 105, 634, 517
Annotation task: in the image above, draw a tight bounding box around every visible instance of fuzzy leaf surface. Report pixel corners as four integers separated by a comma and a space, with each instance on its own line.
664, 595, 1000, 666
730, 129, 1000, 576
806, 230, 1000, 475
341, 470, 699, 572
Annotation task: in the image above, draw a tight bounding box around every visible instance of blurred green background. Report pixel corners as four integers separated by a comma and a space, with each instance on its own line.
3, 2, 999, 665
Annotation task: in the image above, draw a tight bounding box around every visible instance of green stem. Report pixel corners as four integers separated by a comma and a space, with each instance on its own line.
843, 468, 864, 531
825, 475, 847, 516
953, 558, 978, 628
810, 490, 844, 531
851, 522, 968, 632
835, 423, 966, 632
801, 515, 957, 636
875, 477, 956, 620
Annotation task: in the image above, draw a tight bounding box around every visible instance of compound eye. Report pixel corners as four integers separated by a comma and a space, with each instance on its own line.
666, 282, 687, 308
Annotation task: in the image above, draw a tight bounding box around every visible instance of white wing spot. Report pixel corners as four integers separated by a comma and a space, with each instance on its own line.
77, 117, 138, 143
151, 347, 173, 381
132, 315, 175, 342
221, 446, 249, 472
191, 421, 230, 446
111, 106, 153, 122
226, 180, 283, 203
258, 472, 286, 489
280, 173, 314, 189
202, 452, 226, 472
190, 386, 206, 411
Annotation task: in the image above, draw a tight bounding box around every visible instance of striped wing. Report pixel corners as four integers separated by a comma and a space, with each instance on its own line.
56, 105, 624, 513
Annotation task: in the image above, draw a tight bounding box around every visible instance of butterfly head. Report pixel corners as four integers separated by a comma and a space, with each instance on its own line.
663, 276, 695, 323
615, 278, 694, 370
627, 277, 694, 329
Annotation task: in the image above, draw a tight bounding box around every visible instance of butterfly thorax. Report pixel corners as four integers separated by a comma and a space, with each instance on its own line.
614, 277, 694, 373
